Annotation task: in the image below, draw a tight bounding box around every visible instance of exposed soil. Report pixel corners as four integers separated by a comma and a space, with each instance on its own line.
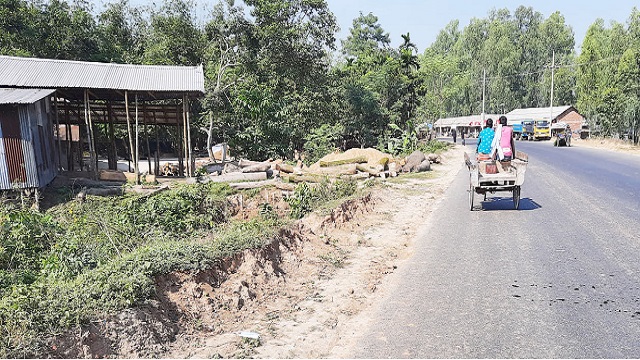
48, 145, 466, 359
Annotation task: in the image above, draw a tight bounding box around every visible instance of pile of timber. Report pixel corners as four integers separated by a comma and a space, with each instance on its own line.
190, 147, 444, 190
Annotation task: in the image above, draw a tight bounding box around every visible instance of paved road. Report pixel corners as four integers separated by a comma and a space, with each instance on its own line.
352, 140, 640, 358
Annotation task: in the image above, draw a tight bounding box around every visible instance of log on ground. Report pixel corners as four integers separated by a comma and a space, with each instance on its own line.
208, 172, 268, 183
319, 156, 368, 167
229, 179, 277, 190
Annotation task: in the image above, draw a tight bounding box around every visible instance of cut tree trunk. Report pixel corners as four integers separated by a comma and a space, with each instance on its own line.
229, 179, 276, 190
356, 164, 380, 177
206, 172, 267, 183
241, 162, 271, 173
319, 156, 368, 167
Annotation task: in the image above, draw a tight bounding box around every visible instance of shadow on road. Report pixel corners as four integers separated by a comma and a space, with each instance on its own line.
479, 197, 542, 211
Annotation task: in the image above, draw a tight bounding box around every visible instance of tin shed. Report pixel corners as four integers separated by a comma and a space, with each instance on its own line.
0, 88, 57, 190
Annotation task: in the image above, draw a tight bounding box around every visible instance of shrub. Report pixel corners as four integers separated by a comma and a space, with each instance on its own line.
286, 178, 358, 219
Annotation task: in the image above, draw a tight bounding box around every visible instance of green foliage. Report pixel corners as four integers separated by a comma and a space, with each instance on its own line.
143, 0, 204, 65
0, 208, 58, 292
379, 121, 419, 156
286, 178, 358, 219
419, 139, 452, 154
303, 123, 344, 164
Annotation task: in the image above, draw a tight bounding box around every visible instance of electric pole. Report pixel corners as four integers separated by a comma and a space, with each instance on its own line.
482, 68, 486, 122
550, 50, 555, 122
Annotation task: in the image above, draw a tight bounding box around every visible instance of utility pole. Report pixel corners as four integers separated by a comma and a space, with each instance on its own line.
549, 50, 555, 122
482, 68, 486, 122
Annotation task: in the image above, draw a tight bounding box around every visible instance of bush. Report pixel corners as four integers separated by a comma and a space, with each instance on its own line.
419, 139, 451, 154
0, 209, 58, 291
303, 123, 345, 164
286, 178, 358, 219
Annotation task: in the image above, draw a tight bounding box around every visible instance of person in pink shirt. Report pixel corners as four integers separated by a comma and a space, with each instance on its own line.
498, 116, 515, 160
491, 116, 516, 161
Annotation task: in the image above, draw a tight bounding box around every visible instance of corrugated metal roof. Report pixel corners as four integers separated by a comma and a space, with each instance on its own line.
0, 55, 205, 93
506, 106, 573, 121
434, 114, 501, 127
0, 88, 55, 104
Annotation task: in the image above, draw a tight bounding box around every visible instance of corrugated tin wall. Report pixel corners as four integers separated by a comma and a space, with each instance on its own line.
0, 98, 57, 190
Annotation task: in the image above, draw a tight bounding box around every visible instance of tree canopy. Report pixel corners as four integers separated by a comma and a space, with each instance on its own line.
1, 0, 639, 156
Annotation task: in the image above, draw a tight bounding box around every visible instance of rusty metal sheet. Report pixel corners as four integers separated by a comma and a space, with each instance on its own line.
0, 106, 28, 188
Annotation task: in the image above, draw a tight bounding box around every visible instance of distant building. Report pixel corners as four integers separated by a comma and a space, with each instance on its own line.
0, 88, 57, 190
433, 114, 501, 137
506, 106, 586, 133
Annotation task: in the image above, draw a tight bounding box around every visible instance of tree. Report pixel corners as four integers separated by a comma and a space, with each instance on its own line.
206, 0, 339, 160
617, 47, 640, 143
341, 11, 390, 58
199, 0, 250, 159
431, 20, 460, 55
0, 0, 38, 56
142, 0, 204, 66
35, 0, 99, 60
96, 0, 144, 63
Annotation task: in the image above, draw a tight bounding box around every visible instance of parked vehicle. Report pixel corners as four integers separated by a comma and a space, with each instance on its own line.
512, 123, 523, 139
520, 120, 534, 140
580, 123, 590, 139
533, 120, 551, 141
552, 122, 571, 147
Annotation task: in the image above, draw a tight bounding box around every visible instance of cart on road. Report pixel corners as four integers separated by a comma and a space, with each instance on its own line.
464, 151, 529, 210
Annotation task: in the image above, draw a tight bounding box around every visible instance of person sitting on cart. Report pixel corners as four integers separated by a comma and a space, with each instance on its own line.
476, 118, 495, 161
491, 116, 516, 161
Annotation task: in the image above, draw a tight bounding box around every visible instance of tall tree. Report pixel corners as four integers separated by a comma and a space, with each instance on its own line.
0, 0, 38, 56
341, 11, 390, 58
143, 0, 204, 65
617, 47, 640, 143
36, 0, 99, 60
96, 0, 144, 63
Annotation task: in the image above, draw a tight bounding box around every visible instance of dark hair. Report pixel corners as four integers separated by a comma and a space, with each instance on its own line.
499, 116, 507, 126
485, 118, 493, 128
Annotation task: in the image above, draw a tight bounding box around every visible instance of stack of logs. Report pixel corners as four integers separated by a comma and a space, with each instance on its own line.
191, 148, 442, 190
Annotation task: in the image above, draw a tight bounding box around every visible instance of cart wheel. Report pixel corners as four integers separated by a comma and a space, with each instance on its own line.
513, 186, 521, 210
469, 184, 475, 211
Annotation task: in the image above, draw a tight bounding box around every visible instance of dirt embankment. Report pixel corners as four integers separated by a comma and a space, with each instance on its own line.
51, 145, 466, 359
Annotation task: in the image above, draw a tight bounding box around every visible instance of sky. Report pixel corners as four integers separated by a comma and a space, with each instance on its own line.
324, 0, 640, 53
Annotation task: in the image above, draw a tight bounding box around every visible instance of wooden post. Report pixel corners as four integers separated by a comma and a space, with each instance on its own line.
54, 92, 62, 172
86, 92, 97, 176
135, 93, 139, 184
107, 101, 117, 170
177, 102, 184, 176
83, 90, 92, 175
154, 111, 160, 176
144, 102, 151, 176
65, 101, 72, 171
182, 97, 189, 177
125, 91, 135, 174
185, 95, 193, 177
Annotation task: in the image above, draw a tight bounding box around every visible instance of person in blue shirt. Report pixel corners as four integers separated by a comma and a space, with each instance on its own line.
476, 118, 495, 159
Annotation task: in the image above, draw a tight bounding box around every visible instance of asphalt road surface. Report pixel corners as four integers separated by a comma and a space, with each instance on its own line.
352, 140, 640, 358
